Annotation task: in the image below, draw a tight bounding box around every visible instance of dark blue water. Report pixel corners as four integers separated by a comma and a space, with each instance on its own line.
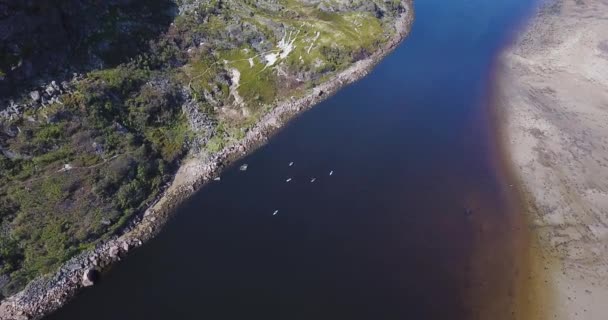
46, 0, 535, 319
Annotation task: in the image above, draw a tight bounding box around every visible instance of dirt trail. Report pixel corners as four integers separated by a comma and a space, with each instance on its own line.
498, 0, 608, 319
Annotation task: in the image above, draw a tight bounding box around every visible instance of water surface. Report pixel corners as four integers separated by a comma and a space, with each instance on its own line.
47, 0, 535, 319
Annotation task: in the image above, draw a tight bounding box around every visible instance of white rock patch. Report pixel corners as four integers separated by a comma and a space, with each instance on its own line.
229, 68, 244, 107
265, 30, 299, 68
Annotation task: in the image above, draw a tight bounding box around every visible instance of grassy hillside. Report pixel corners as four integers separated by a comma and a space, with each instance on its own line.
0, 0, 404, 297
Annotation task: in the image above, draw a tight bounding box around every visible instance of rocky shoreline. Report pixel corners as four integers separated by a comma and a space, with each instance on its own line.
0, 2, 414, 319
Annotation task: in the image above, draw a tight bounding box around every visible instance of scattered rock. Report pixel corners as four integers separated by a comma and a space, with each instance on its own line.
108, 246, 120, 259
29, 91, 40, 102
45, 83, 56, 96
82, 269, 97, 287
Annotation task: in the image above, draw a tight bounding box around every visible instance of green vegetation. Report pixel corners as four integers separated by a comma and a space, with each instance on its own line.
220, 48, 278, 106
0, 0, 404, 296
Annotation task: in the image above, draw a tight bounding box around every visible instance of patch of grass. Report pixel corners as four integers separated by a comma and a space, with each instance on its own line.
143, 115, 191, 163
205, 135, 226, 153
221, 48, 278, 108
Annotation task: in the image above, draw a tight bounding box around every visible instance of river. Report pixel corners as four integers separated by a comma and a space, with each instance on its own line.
46, 0, 536, 319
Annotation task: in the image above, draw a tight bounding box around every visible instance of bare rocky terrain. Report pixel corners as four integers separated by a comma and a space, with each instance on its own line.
498, 0, 608, 318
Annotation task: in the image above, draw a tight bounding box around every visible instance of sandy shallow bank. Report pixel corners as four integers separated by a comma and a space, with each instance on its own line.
0, 2, 414, 320
497, 0, 608, 319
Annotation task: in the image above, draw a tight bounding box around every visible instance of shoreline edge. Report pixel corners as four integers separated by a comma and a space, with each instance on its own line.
0, 2, 415, 319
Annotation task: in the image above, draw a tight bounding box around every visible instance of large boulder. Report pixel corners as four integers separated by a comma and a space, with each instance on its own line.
82, 268, 98, 287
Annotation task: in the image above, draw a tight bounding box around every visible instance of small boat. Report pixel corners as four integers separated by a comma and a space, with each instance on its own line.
329, 170, 333, 176
213, 176, 221, 181
286, 178, 292, 182
310, 178, 316, 183
273, 210, 279, 216
289, 162, 294, 167
239, 164, 248, 171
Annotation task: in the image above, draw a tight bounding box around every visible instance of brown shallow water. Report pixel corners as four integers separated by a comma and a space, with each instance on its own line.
45, 0, 540, 319
469, 82, 536, 320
